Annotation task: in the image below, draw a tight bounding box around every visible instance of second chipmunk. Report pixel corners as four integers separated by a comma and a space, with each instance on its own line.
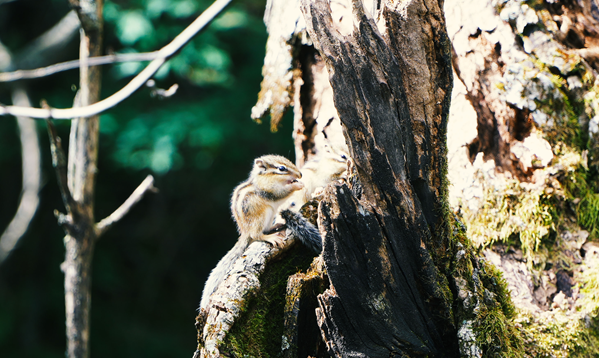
284, 142, 349, 211
200, 154, 310, 308
278, 143, 349, 254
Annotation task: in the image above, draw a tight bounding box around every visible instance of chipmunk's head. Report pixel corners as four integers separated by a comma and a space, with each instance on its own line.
322, 142, 349, 163
252, 155, 303, 193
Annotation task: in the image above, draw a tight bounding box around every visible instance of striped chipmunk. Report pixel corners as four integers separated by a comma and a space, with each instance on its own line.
200, 154, 305, 308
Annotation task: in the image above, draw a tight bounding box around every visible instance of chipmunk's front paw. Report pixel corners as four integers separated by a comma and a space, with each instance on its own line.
262, 233, 285, 249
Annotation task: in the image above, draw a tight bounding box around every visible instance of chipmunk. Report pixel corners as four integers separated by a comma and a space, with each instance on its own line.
277, 142, 350, 255
200, 155, 304, 309
284, 142, 349, 212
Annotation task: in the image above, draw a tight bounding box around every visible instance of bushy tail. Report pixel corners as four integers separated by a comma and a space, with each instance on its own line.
280, 209, 322, 254
199, 239, 247, 309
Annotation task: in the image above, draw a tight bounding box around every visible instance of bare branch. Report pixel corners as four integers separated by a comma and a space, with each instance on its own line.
0, 41, 10, 70
199, 239, 296, 357
0, 0, 19, 5
95, 175, 157, 237
10, 10, 80, 71
0, 11, 80, 75
0, 0, 233, 119
148, 82, 179, 98
0, 51, 160, 82
0, 88, 41, 264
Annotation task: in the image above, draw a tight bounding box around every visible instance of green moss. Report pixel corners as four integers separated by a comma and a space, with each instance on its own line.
548, 144, 599, 240
475, 306, 523, 357
221, 244, 315, 357
451, 11, 599, 354
520, 250, 599, 357
517, 308, 599, 358
563, 167, 599, 239
456, 142, 599, 354
470, 260, 523, 357
480, 261, 516, 320
450, 219, 524, 357
529, 58, 588, 151
462, 178, 554, 268
524, 0, 545, 8
578, 193, 599, 236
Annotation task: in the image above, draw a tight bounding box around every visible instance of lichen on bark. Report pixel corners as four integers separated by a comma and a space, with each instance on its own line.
446, 0, 599, 355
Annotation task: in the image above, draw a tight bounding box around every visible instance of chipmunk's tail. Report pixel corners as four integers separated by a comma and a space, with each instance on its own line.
280, 209, 322, 254
199, 238, 248, 310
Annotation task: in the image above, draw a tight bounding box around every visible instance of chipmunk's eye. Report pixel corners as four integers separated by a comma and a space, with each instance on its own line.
341, 154, 348, 160
278, 165, 288, 172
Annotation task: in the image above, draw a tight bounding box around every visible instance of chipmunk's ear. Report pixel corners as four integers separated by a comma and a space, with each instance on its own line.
254, 158, 267, 171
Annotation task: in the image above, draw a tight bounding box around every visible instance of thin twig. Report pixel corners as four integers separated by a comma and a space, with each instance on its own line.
46, 119, 77, 219
0, 0, 233, 120
0, 51, 160, 82
95, 175, 157, 237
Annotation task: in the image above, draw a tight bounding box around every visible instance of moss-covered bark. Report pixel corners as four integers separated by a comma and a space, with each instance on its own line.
220, 243, 316, 357
447, 0, 599, 356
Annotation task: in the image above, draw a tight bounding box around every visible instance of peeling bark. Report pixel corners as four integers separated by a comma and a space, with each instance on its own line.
282, 257, 329, 358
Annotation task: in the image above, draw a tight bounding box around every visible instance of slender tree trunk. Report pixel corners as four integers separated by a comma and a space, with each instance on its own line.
62, 2, 103, 357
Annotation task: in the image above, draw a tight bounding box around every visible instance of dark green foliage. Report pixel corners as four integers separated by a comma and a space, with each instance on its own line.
0, 0, 300, 357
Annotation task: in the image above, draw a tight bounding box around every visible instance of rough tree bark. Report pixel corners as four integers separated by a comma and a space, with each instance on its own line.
197, 0, 599, 356
301, 0, 455, 354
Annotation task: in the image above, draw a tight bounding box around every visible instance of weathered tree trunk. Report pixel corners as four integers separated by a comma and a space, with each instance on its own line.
195, 0, 484, 356
197, 0, 599, 355
300, 0, 456, 355
197, 0, 599, 356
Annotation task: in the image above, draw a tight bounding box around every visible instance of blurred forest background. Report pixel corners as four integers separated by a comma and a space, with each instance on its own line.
0, 0, 296, 356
